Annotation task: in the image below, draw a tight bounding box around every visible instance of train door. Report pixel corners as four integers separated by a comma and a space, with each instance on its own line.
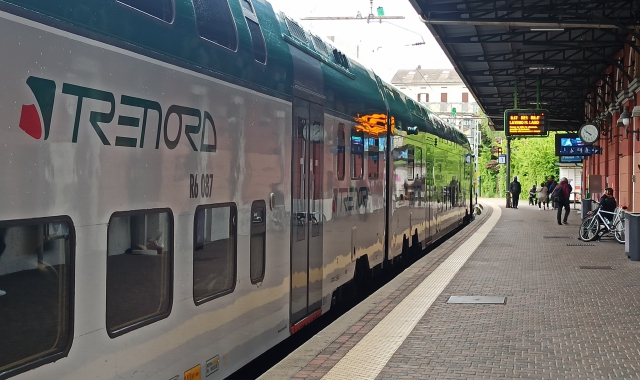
290, 97, 324, 326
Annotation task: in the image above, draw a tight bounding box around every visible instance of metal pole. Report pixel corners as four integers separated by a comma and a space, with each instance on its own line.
536, 77, 541, 109
506, 137, 511, 207
507, 79, 517, 207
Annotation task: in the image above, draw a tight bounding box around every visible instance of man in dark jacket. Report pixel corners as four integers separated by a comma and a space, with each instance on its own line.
546, 176, 557, 209
553, 177, 572, 225
509, 176, 522, 209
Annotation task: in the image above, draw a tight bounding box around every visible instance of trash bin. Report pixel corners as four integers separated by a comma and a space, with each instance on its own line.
581, 199, 592, 220
625, 212, 640, 261
506, 191, 512, 208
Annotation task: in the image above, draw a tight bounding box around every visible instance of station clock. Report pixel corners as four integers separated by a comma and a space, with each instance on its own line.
578, 123, 599, 145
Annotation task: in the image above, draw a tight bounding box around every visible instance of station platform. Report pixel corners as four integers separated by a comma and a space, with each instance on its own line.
259, 199, 640, 379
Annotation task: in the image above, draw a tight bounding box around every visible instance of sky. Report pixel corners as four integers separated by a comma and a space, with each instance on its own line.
264, 0, 453, 81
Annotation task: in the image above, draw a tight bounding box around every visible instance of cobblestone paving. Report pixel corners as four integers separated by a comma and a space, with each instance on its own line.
288, 206, 493, 379
378, 201, 639, 379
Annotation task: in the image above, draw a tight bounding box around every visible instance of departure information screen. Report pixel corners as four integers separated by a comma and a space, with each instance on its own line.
504, 109, 549, 137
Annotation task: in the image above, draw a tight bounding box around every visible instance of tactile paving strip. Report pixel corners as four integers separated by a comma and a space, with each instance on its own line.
321, 202, 502, 380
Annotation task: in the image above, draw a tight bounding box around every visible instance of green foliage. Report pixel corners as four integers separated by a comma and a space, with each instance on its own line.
476, 117, 504, 198
475, 117, 559, 199
509, 134, 559, 199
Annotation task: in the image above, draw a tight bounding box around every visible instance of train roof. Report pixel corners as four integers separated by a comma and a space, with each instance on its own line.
2, 0, 470, 148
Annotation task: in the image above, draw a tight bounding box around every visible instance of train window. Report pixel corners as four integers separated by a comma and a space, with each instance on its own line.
194, 0, 238, 51
193, 203, 237, 304
415, 147, 422, 178
241, 0, 253, 12
250, 200, 266, 284
367, 137, 379, 179
407, 145, 415, 179
351, 127, 364, 179
117, 0, 174, 22
0, 217, 74, 378
246, 18, 267, 64
106, 209, 173, 338
337, 124, 346, 180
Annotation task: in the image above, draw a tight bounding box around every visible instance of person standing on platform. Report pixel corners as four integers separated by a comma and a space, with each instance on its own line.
552, 177, 572, 225
546, 176, 557, 209
509, 176, 522, 209
528, 184, 537, 205
536, 182, 549, 210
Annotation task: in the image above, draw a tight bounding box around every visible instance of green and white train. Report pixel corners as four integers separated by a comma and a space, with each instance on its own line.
0, 0, 473, 378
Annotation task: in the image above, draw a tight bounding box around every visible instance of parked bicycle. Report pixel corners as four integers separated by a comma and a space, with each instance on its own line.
579, 201, 626, 243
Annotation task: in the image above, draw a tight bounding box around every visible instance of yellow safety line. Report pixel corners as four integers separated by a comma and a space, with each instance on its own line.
322, 201, 501, 380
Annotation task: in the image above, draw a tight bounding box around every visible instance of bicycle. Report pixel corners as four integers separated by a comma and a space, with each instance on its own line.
579, 201, 626, 243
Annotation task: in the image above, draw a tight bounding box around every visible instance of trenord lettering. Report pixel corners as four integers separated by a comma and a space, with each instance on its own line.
21, 77, 217, 153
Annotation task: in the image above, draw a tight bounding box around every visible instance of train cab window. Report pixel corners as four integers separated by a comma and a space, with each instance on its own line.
241, 0, 267, 64
117, 0, 174, 23
106, 209, 173, 337
241, 0, 253, 11
0, 217, 74, 378
246, 19, 267, 64
337, 124, 346, 180
350, 127, 364, 179
407, 145, 415, 179
367, 136, 379, 179
194, 0, 238, 51
193, 203, 237, 304
250, 200, 266, 284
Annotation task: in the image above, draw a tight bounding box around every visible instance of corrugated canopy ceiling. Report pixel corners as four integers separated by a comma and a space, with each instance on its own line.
410, 0, 640, 131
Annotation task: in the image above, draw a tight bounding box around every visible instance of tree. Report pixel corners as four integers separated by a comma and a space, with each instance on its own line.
509, 134, 559, 199
475, 116, 558, 198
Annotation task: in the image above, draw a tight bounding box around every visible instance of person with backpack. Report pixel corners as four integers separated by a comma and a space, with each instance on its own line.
552, 177, 572, 225
509, 176, 522, 209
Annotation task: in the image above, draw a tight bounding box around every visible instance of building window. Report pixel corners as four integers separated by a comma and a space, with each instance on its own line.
418, 93, 429, 102
193, 0, 238, 51
337, 124, 346, 180
351, 127, 364, 179
441, 93, 447, 102
117, 0, 174, 22
106, 210, 173, 337
0, 217, 74, 378
462, 92, 469, 103
193, 204, 237, 304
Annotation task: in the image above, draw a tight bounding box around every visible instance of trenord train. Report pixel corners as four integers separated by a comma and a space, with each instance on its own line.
0, 0, 473, 379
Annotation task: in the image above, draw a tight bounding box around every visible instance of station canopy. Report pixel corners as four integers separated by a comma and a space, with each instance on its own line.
412, 0, 640, 131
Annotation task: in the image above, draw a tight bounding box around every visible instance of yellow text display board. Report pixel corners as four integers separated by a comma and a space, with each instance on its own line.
504, 109, 549, 137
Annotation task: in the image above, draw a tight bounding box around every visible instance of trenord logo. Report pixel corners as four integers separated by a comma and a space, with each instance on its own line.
19, 76, 56, 140
17, 76, 217, 152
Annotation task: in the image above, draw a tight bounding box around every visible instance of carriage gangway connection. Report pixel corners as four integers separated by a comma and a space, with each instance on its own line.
259, 199, 638, 379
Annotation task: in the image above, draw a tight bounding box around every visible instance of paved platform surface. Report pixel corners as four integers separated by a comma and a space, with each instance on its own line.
260, 199, 640, 379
